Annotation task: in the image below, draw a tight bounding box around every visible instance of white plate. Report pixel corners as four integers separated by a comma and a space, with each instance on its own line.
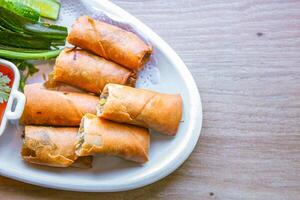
0, 0, 202, 192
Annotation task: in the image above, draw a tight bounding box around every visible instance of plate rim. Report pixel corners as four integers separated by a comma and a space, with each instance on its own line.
0, 0, 203, 192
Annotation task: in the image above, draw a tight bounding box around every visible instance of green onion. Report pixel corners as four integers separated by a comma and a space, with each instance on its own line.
0, 49, 62, 60
0, 31, 54, 49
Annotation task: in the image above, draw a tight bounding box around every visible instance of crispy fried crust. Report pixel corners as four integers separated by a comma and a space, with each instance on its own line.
44, 82, 86, 93
21, 126, 93, 168
76, 114, 149, 163
20, 83, 98, 126
49, 48, 136, 94
67, 16, 152, 71
97, 84, 183, 136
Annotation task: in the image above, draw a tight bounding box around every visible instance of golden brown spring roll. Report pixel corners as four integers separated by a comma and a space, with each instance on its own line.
76, 114, 149, 163
48, 48, 136, 94
21, 83, 98, 126
46, 82, 86, 93
97, 84, 183, 136
21, 126, 93, 168
67, 16, 152, 71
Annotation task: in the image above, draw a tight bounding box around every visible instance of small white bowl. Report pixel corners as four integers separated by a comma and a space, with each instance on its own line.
0, 59, 25, 136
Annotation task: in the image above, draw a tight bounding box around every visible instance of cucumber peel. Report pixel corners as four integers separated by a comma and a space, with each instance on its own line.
13, 0, 61, 20
0, 7, 67, 40
0, 0, 40, 22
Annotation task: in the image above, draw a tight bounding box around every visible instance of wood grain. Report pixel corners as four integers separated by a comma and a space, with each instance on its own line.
1, 0, 300, 199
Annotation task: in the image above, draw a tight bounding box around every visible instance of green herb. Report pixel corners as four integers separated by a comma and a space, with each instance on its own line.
0, 72, 11, 103
13, 60, 38, 91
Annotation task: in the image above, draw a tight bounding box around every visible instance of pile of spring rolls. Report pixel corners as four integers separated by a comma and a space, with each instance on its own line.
20, 16, 183, 168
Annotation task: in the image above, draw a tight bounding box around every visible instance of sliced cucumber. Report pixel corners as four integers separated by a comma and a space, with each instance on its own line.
0, 7, 68, 40
0, 0, 40, 22
19, 0, 61, 20
24, 23, 68, 39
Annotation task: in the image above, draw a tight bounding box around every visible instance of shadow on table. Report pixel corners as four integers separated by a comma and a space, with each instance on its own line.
0, 158, 193, 200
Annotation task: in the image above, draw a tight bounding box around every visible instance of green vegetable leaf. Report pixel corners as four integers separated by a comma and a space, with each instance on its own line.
13, 60, 39, 91
0, 72, 11, 103
27, 62, 39, 76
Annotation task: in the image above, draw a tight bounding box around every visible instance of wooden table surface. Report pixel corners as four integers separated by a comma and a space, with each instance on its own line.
2, 0, 300, 199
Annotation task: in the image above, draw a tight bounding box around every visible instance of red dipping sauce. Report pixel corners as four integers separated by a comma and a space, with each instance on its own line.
0, 65, 14, 125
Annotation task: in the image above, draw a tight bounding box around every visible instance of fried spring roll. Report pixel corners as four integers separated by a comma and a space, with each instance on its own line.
21, 83, 98, 126
46, 82, 86, 93
48, 48, 136, 94
21, 126, 93, 168
97, 84, 183, 136
67, 16, 152, 71
76, 114, 149, 163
